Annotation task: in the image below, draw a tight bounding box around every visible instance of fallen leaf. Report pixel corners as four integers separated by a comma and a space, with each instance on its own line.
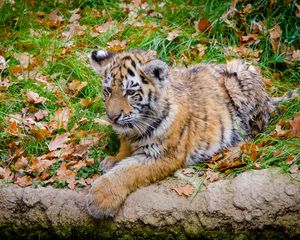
0, 77, 10, 89
196, 44, 207, 58
94, 118, 111, 126
31, 128, 51, 141
12, 156, 28, 171
240, 33, 260, 46
92, 21, 115, 36
48, 133, 70, 151
291, 50, 300, 62
80, 98, 93, 107
107, 40, 127, 52
15, 175, 32, 187
269, 25, 282, 52
173, 184, 195, 197
166, 29, 181, 41
14, 53, 36, 69
0, 55, 7, 71
0, 167, 13, 180
69, 10, 81, 22
67, 79, 87, 96
196, 18, 211, 33
30, 157, 53, 175
54, 107, 71, 130
26, 91, 47, 104
73, 160, 86, 172
48, 9, 64, 22
289, 114, 300, 137
85, 158, 94, 166
34, 109, 49, 121
62, 24, 87, 40
295, 2, 300, 18
205, 171, 219, 182
273, 149, 282, 156
181, 168, 196, 177
285, 156, 296, 165
55, 162, 75, 180
274, 123, 289, 137
5, 121, 19, 136
289, 164, 299, 174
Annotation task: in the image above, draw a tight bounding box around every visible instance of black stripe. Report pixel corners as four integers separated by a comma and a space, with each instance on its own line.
131, 60, 136, 69
134, 100, 170, 141
141, 75, 148, 84
218, 115, 224, 146
128, 68, 135, 77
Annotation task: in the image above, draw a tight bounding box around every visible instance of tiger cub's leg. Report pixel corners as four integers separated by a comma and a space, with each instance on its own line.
100, 137, 132, 172
86, 154, 185, 219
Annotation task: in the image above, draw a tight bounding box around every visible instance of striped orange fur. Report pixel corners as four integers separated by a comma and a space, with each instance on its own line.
86, 49, 282, 219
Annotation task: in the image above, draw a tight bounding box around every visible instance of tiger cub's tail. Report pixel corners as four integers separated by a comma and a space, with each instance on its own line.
272, 88, 300, 106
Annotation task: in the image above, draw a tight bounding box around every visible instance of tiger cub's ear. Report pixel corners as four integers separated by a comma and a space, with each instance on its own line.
89, 50, 115, 75
143, 59, 169, 88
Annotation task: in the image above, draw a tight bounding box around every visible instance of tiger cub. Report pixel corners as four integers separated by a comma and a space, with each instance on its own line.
86, 49, 275, 219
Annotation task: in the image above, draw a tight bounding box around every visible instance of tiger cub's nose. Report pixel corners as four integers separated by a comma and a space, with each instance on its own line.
107, 113, 121, 123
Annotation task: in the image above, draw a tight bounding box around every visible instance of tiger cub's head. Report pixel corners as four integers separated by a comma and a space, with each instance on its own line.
90, 49, 169, 135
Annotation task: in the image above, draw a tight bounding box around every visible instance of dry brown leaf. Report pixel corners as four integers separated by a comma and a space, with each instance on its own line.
31, 128, 51, 141
48, 9, 64, 22
62, 24, 87, 40
67, 79, 87, 96
205, 171, 219, 182
285, 156, 296, 165
54, 107, 71, 130
196, 44, 207, 58
80, 133, 102, 146
92, 21, 115, 36
289, 114, 300, 137
48, 133, 70, 151
12, 156, 28, 171
80, 98, 93, 107
289, 164, 299, 174
107, 40, 127, 52
196, 18, 211, 33
240, 33, 260, 46
291, 50, 300, 62
15, 175, 32, 187
295, 3, 300, 18
273, 149, 282, 156
73, 160, 86, 172
173, 184, 195, 197
0, 167, 13, 180
34, 109, 49, 121
26, 91, 47, 104
55, 162, 75, 181
0, 77, 10, 89
85, 158, 94, 166
274, 123, 289, 137
94, 118, 111, 126
240, 142, 260, 161
181, 168, 196, 177
5, 121, 20, 136
69, 10, 81, 22
14, 53, 35, 69
0, 55, 7, 71
30, 157, 54, 175
269, 25, 282, 52
227, 46, 262, 60
166, 29, 181, 41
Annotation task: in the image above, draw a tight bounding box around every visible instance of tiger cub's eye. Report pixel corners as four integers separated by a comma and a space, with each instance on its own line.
127, 89, 135, 96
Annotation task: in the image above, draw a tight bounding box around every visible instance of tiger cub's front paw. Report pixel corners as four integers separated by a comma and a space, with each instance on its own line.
86, 176, 125, 219
99, 156, 117, 173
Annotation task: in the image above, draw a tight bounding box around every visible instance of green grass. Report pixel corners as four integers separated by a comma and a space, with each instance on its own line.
0, 0, 299, 187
